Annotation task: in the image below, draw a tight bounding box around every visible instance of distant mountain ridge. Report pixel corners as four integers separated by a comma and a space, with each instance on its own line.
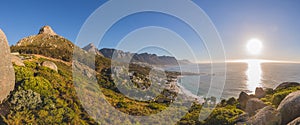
99, 48, 188, 65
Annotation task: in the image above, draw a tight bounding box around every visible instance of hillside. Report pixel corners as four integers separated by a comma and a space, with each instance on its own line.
11, 26, 74, 62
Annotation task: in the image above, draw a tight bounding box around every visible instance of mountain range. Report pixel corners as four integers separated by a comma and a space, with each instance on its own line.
83, 44, 192, 66
12, 25, 191, 66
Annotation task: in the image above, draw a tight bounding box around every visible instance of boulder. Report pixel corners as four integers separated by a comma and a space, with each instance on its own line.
245, 98, 266, 116
11, 55, 25, 66
275, 82, 300, 91
0, 29, 15, 102
42, 61, 58, 72
288, 117, 300, 125
246, 106, 281, 125
238, 91, 251, 109
255, 87, 266, 98
277, 91, 300, 124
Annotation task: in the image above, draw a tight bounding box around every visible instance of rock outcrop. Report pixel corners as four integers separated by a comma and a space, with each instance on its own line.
42, 61, 58, 72
277, 91, 300, 124
238, 91, 251, 109
0, 29, 15, 102
38, 25, 57, 36
255, 87, 266, 98
11, 55, 25, 66
288, 117, 300, 125
246, 106, 281, 125
245, 98, 266, 116
275, 82, 300, 90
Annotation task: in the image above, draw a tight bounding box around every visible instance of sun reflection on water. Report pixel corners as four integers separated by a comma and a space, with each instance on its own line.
246, 59, 262, 93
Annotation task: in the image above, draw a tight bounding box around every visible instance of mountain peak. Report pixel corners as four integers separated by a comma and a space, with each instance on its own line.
83, 43, 103, 56
38, 25, 57, 35
87, 43, 96, 48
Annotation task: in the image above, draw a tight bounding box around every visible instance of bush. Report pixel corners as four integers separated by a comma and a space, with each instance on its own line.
10, 89, 42, 111
204, 107, 244, 125
14, 66, 34, 84
272, 90, 293, 107
21, 76, 56, 97
148, 103, 166, 110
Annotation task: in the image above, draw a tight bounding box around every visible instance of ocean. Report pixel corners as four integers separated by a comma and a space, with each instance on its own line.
165, 61, 300, 99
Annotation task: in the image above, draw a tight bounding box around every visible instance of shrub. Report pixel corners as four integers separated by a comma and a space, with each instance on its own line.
204, 107, 244, 125
21, 76, 56, 97
10, 89, 42, 111
272, 90, 293, 107
148, 103, 166, 110
14, 66, 34, 84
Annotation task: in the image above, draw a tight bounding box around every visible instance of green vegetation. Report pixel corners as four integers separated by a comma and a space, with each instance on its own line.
261, 85, 300, 107
1, 59, 96, 124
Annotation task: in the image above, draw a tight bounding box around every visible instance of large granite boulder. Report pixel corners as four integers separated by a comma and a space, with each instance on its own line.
0, 29, 15, 102
288, 117, 300, 125
11, 55, 25, 67
275, 82, 300, 91
255, 87, 266, 98
245, 98, 267, 116
246, 106, 281, 125
42, 61, 58, 72
277, 91, 300, 124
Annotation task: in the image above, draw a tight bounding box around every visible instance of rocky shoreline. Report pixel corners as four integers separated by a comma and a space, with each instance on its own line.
236, 82, 300, 125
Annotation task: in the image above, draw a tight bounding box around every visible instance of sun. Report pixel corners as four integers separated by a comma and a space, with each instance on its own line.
247, 38, 263, 55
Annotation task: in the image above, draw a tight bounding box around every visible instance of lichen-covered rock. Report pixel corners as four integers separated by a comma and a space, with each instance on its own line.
278, 91, 300, 124
246, 106, 281, 125
42, 61, 58, 72
255, 87, 266, 98
11, 55, 25, 66
0, 29, 15, 102
245, 98, 266, 116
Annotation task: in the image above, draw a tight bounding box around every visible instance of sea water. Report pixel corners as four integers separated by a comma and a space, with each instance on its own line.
165, 62, 300, 99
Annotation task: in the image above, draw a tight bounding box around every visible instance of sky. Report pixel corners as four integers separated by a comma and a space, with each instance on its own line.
1, 0, 300, 62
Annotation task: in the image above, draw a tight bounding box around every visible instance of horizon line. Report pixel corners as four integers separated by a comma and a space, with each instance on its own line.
194, 59, 300, 64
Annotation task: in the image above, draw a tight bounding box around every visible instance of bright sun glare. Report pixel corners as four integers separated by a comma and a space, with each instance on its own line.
247, 38, 263, 55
